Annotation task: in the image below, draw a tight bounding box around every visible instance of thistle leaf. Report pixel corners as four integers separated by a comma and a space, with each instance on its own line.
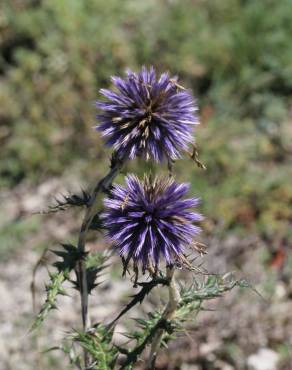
31, 244, 83, 331
73, 325, 118, 370
52, 244, 85, 273
30, 271, 66, 331
42, 190, 91, 214
72, 252, 109, 294
89, 213, 104, 231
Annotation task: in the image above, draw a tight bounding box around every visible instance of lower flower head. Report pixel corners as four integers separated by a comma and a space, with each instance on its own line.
102, 175, 203, 272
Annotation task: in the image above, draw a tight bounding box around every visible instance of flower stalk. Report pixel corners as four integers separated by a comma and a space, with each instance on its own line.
147, 265, 180, 369
76, 156, 124, 366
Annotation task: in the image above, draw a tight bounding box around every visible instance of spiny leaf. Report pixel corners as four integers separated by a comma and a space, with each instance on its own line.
52, 244, 85, 272
119, 312, 173, 370
119, 272, 251, 368
72, 325, 118, 370
176, 273, 251, 322
42, 190, 91, 214
179, 274, 238, 305
72, 252, 109, 294
72, 265, 106, 294
32, 244, 84, 331
31, 271, 66, 331
89, 213, 104, 231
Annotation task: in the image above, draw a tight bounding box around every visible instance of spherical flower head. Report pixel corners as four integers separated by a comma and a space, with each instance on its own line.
102, 174, 203, 272
96, 66, 198, 162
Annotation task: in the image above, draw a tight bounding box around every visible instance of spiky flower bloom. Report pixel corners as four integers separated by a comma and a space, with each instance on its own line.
102, 175, 203, 272
96, 66, 198, 162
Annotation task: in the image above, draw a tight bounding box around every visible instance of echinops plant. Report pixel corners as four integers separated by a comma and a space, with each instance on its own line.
32, 67, 248, 370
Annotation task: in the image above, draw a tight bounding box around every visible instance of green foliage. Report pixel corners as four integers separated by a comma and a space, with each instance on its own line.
73, 251, 109, 294
48, 325, 118, 369
31, 244, 80, 331
53, 243, 84, 272
118, 273, 248, 369
31, 270, 67, 331
72, 325, 118, 370
119, 310, 167, 370
0, 215, 41, 260
1, 0, 291, 248
186, 116, 292, 242
1, 0, 292, 187
32, 246, 108, 330
1, 0, 291, 257
177, 273, 249, 320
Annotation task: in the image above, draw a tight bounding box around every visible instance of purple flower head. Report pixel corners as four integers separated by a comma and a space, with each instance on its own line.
102, 174, 203, 272
96, 66, 198, 162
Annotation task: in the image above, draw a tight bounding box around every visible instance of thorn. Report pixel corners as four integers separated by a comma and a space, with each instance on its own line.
188, 144, 207, 170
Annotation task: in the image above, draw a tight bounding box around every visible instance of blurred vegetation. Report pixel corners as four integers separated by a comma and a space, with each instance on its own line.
1, 0, 292, 243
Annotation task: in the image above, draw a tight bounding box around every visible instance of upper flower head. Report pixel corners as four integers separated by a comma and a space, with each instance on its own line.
102, 174, 203, 272
96, 66, 198, 162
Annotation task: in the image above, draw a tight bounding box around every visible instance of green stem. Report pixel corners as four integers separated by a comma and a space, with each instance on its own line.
147, 266, 180, 369
76, 157, 124, 366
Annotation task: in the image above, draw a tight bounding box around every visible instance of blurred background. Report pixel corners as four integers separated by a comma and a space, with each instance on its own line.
0, 0, 292, 369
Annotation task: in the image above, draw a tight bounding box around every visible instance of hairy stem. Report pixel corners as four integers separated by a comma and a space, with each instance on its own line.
147, 266, 180, 369
76, 157, 124, 366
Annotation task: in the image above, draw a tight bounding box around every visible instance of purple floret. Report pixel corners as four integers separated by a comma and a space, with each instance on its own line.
101, 175, 203, 272
96, 66, 198, 162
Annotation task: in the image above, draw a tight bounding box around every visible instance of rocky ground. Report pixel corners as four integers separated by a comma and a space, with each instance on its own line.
0, 179, 291, 370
